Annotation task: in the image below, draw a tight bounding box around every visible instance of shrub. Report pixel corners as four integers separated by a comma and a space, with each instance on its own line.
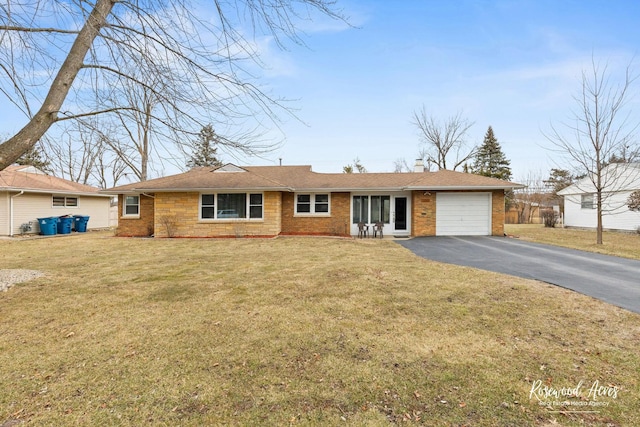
541, 209, 558, 228
158, 215, 178, 237
628, 190, 640, 211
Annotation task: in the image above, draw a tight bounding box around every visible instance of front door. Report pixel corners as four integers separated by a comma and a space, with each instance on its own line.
394, 197, 407, 231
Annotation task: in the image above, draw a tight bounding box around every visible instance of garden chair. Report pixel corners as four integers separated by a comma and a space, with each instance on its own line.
357, 222, 368, 238
373, 222, 383, 238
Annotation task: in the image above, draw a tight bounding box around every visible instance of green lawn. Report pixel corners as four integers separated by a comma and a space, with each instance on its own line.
1, 232, 638, 426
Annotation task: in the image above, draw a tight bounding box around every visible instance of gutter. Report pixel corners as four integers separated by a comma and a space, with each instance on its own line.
403, 185, 525, 191
5, 187, 113, 197
9, 191, 24, 237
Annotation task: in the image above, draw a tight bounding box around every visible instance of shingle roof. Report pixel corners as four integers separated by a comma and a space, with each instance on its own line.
0, 165, 106, 195
107, 164, 523, 193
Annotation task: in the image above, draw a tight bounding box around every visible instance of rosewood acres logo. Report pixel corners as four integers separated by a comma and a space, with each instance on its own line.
529, 379, 620, 410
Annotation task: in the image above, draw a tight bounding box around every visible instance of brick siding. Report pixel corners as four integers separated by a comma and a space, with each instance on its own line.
280, 192, 350, 236
153, 191, 281, 237
491, 190, 505, 236
411, 190, 436, 236
115, 194, 155, 236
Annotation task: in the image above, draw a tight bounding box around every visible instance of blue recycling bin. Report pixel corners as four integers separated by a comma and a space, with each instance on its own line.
73, 215, 90, 232
37, 217, 57, 236
57, 216, 74, 234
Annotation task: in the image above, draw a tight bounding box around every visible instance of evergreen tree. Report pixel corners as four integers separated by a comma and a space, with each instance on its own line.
470, 126, 512, 180
187, 124, 222, 168
16, 143, 51, 173
544, 168, 574, 197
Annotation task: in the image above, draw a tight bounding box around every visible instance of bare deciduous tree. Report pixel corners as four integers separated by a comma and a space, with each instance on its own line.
513, 170, 552, 224
42, 121, 127, 188
545, 57, 639, 244
393, 158, 411, 173
0, 0, 346, 171
412, 107, 475, 171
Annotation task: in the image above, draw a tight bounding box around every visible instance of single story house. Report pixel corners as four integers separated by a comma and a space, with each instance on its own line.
558, 163, 640, 232
0, 165, 113, 236
106, 162, 522, 238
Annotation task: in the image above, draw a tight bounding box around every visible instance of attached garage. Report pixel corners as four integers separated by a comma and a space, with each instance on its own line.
436, 192, 491, 236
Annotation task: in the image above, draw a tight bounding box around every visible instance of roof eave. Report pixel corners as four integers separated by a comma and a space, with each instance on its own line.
107, 186, 292, 193
3, 187, 113, 197
293, 187, 409, 192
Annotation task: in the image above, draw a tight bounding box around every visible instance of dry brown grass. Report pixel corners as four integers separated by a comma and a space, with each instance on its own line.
1, 232, 639, 426
505, 224, 640, 260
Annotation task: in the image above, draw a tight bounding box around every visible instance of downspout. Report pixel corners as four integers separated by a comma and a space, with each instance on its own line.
9, 191, 25, 237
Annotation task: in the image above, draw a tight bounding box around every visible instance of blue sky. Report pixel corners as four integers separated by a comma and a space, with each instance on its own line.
256, 0, 640, 179
2, 0, 640, 182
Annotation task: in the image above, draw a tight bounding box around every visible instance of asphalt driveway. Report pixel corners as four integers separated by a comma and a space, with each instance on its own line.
397, 236, 640, 314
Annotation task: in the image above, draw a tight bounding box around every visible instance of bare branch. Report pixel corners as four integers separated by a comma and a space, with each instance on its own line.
543, 56, 639, 243
412, 107, 475, 171
0, 0, 347, 174
0, 26, 80, 34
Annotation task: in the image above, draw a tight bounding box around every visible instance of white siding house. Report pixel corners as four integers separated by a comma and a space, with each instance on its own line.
0, 165, 112, 236
558, 163, 640, 232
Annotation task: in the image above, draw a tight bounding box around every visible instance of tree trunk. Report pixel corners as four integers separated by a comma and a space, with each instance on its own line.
596, 190, 603, 244
0, 0, 116, 171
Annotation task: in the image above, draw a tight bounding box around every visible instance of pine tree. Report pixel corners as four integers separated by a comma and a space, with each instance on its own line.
187, 124, 222, 168
545, 168, 573, 197
470, 126, 512, 181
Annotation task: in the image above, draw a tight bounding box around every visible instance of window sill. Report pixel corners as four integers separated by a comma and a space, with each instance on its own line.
198, 219, 264, 223
294, 213, 331, 218
121, 215, 140, 219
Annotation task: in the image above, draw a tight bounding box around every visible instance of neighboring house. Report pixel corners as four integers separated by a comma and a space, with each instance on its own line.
558, 163, 640, 232
0, 165, 113, 236
106, 162, 522, 238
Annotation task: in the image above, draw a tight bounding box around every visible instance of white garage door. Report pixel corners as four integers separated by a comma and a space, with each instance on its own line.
436, 192, 491, 236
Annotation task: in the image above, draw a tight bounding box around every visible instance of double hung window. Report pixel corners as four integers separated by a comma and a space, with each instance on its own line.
123, 195, 140, 216
295, 193, 330, 215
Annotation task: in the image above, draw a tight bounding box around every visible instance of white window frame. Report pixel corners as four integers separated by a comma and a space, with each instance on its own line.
199, 192, 264, 221
52, 196, 79, 208
123, 195, 140, 217
581, 194, 595, 209
294, 193, 331, 216
248, 193, 264, 219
